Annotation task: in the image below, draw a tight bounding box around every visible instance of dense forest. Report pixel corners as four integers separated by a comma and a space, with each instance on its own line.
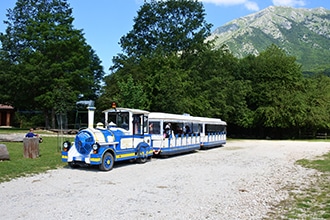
1, 0, 329, 139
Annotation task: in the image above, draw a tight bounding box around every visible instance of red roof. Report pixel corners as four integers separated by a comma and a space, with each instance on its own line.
0, 104, 14, 110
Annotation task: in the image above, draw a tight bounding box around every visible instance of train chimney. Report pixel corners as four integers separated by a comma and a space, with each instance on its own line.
87, 106, 96, 128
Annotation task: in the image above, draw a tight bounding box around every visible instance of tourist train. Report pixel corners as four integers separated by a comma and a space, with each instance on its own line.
61, 104, 227, 171
149, 112, 226, 155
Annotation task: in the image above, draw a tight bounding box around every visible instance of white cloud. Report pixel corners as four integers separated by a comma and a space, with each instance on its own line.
201, 0, 259, 11
201, 0, 246, 5
245, 1, 260, 11
272, 0, 306, 7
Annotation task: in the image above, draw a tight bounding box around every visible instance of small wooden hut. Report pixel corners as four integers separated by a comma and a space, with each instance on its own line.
0, 104, 14, 127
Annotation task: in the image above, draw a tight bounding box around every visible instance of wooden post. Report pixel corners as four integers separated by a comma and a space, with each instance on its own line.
23, 138, 40, 159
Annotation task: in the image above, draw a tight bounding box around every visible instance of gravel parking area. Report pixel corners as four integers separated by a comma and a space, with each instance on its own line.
1, 140, 329, 219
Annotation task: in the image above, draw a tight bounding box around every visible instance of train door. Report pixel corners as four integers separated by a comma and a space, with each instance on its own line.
133, 114, 147, 147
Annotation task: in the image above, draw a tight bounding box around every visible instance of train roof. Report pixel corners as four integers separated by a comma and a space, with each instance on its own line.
149, 112, 226, 125
102, 109, 226, 125
194, 116, 227, 125
149, 112, 197, 122
102, 108, 150, 115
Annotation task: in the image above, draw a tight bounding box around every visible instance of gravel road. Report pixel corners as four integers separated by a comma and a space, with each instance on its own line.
1, 140, 329, 219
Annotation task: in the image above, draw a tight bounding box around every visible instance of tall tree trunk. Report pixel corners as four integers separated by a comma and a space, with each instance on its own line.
43, 109, 49, 129
51, 108, 56, 129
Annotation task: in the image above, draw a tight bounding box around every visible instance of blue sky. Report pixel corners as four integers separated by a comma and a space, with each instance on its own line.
1, 0, 329, 75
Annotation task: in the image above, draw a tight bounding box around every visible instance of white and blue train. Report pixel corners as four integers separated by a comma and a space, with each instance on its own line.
149, 112, 226, 155
61, 105, 226, 171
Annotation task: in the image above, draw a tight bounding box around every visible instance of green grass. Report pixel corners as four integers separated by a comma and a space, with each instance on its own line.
297, 152, 330, 172
0, 128, 26, 134
0, 136, 73, 183
268, 151, 330, 219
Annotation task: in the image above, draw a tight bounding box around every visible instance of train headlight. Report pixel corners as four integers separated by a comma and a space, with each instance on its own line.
62, 141, 71, 151
92, 143, 100, 153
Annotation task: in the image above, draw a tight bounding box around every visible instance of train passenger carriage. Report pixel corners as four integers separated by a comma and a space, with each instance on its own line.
61, 106, 153, 171
149, 112, 201, 156
149, 112, 227, 156
194, 116, 227, 149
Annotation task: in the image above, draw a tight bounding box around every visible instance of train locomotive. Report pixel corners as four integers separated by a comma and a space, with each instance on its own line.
61, 106, 153, 171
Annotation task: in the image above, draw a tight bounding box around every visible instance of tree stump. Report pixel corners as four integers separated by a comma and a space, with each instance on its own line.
0, 144, 10, 160
23, 138, 40, 159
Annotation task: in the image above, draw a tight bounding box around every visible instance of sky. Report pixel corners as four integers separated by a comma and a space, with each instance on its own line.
1, 0, 330, 75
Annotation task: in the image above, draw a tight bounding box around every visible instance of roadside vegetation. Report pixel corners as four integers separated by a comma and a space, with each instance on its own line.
267, 147, 330, 219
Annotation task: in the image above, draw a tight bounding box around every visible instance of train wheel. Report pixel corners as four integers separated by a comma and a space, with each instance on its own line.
137, 155, 148, 163
137, 145, 148, 164
99, 152, 114, 171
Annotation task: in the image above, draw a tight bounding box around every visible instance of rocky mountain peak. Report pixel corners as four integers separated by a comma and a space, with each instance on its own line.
209, 6, 330, 71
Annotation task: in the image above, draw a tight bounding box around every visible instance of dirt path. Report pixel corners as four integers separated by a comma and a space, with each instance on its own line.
1, 140, 329, 219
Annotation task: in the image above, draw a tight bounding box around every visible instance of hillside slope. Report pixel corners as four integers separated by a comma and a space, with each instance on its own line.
209, 6, 330, 71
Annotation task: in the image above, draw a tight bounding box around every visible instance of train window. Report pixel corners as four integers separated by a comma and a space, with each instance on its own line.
108, 112, 129, 130
107, 114, 116, 126
220, 125, 226, 133
163, 122, 172, 137
133, 114, 144, 135
144, 116, 148, 133
149, 121, 160, 134
118, 113, 129, 130
205, 124, 222, 133
174, 123, 184, 135
183, 123, 190, 133
192, 123, 201, 135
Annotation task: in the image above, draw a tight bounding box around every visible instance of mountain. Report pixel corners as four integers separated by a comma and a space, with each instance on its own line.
209, 6, 330, 72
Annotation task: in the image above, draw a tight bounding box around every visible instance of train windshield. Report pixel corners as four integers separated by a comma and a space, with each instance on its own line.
108, 112, 130, 130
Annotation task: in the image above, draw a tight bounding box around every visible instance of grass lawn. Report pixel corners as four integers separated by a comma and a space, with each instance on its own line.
0, 135, 73, 183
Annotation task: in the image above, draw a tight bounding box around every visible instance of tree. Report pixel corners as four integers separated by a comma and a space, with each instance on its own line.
303, 74, 330, 133
101, 53, 190, 113
142, 53, 190, 113
240, 45, 304, 137
183, 45, 252, 125
104, 0, 213, 113
114, 74, 149, 109
0, 0, 104, 128
118, 0, 212, 59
